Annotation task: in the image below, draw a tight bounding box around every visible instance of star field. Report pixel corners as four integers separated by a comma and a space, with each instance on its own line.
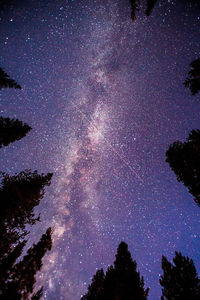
1, 0, 200, 299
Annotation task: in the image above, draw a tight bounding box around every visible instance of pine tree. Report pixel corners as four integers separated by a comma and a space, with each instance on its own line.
81, 242, 148, 300
184, 58, 200, 95
160, 252, 200, 300
145, 0, 158, 16
0, 240, 26, 293
1, 228, 52, 299
0, 170, 53, 299
103, 242, 148, 300
81, 269, 105, 300
0, 170, 52, 231
166, 129, 200, 206
0, 66, 51, 299
0, 116, 32, 148
0, 68, 31, 149
0, 67, 21, 90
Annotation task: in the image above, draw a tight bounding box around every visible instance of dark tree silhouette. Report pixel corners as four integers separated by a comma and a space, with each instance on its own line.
0, 67, 21, 90
0, 116, 32, 148
31, 287, 43, 300
0, 62, 51, 298
0, 170, 52, 299
0, 170, 52, 231
0, 67, 31, 150
166, 129, 200, 206
103, 242, 148, 299
81, 269, 105, 300
184, 58, 200, 95
0, 240, 26, 296
0, 0, 12, 11
1, 228, 52, 300
82, 242, 148, 300
128, 0, 200, 22
160, 252, 200, 300
145, 0, 158, 16
130, 0, 140, 21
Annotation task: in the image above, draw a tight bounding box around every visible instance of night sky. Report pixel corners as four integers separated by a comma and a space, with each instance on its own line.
1, 0, 200, 299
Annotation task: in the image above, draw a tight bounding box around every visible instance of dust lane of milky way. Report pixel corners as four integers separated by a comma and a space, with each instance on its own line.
39, 7, 145, 296
1, 0, 200, 299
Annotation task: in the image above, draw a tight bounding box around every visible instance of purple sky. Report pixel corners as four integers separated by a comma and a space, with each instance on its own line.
1, 0, 200, 299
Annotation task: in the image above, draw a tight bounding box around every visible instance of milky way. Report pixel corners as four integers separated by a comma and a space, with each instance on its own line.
1, 0, 200, 299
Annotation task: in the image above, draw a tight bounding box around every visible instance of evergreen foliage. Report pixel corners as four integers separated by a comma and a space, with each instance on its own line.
0, 68, 31, 149
81, 269, 105, 300
81, 242, 148, 300
0, 170, 52, 231
184, 58, 200, 95
166, 129, 200, 206
0, 116, 32, 148
0, 67, 21, 90
160, 252, 200, 300
1, 228, 52, 299
0, 170, 52, 299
